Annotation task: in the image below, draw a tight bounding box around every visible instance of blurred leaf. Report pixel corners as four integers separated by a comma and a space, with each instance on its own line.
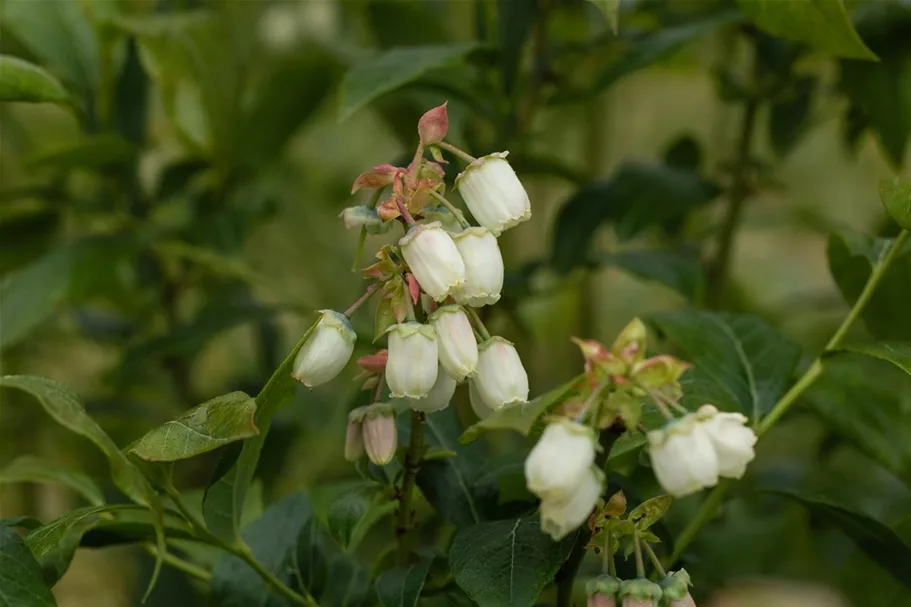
26, 134, 137, 171
0, 54, 68, 103
375, 559, 433, 607
552, 162, 719, 271
337, 43, 478, 122
595, 248, 703, 301
769, 77, 816, 157
212, 492, 312, 607
663, 135, 702, 171
0, 455, 104, 506
365, 0, 452, 48
508, 153, 588, 185
3, 0, 100, 97
319, 552, 373, 607
459, 376, 580, 444
326, 481, 397, 553
737, 0, 877, 61
838, 342, 911, 376
498, 0, 538, 96
0, 516, 44, 531
449, 516, 577, 607
765, 488, 911, 591
114, 38, 150, 146
0, 526, 57, 607
588, 0, 621, 34
155, 158, 210, 201
203, 314, 319, 543
827, 231, 911, 340
0, 206, 60, 274
648, 311, 801, 421
629, 495, 672, 531
880, 177, 911, 231
294, 520, 331, 601
128, 392, 259, 462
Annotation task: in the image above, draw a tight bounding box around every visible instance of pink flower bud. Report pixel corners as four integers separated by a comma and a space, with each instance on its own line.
669, 594, 696, 607
351, 164, 400, 194
363, 408, 397, 465
418, 102, 449, 145
356, 350, 388, 375
344, 418, 364, 461
587, 594, 616, 607
619, 578, 662, 607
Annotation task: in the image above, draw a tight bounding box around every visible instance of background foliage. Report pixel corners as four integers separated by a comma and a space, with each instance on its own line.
2, 0, 911, 606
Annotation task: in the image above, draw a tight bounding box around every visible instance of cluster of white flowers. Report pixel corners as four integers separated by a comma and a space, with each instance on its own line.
648, 404, 757, 497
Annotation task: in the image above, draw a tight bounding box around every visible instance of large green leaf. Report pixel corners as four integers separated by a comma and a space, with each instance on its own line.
0, 55, 68, 103
3, 0, 100, 97
497, 0, 538, 96
375, 559, 433, 607
827, 231, 911, 341
0, 526, 57, 607
449, 516, 577, 607
648, 311, 801, 422
26, 134, 137, 171
337, 43, 478, 121
0, 455, 104, 506
325, 481, 397, 553
203, 315, 319, 543
595, 248, 703, 302
128, 392, 259, 462
880, 177, 911, 231
838, 342, 911, 376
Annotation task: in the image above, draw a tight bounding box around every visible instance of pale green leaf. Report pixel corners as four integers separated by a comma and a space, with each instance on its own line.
0, 55, 68, 103
0, 455, 104, 506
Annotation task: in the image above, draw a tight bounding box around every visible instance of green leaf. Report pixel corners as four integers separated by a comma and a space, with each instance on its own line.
628, 495, 672, 531
588, 0, 621, 33
375, 559, 433, 607
498, 0, 538, 96
880, 177, 911, 231
0, 455, 104, 506
203, 315, 319, 543
326, 481, 397, 552
737, 0, 877, 61
460, 377, 580, 444
838, 342, 911, 376
449, 516, 577, 607
764, 488, 911, 592
552, 162, 720, 271
827, 231, 911, 340
0, 526, 57, 607
0, 55, 68, 103
128, 392, 259, 462
211, 492, 312, 606
648, 311, 801, 421
596, 248, 703, 301
3, 0, 100, 97
769, 77, 816, 158
26, 134, 137, 171
337, 43, 478, 122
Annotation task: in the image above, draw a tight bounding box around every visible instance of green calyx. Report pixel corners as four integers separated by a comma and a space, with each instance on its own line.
619, 578, 663, 601
586, 574, 621, 597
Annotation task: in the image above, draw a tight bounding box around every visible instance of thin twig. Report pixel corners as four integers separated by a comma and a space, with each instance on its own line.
344, 283, 380, 317
428, 189, 471, 229
396, 410, 425, 564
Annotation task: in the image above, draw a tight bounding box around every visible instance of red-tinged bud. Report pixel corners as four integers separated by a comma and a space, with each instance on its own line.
351, 164, 401, 194
418, 101, 449, 145
361, 376, 378, 391
587, 575, 621, 607
612, 318, 647, 364
572, 337, 626, 376
377, 197, 401, 222
405, 273, 421, 305
423, 161, 446, 178
357, 350, 388, 375
362, 405, 397, 465
572, 337, 610, 363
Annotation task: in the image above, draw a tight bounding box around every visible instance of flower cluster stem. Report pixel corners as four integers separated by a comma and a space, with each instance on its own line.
670, 228, 910, 565
438, 141, 477, 164
396, 410, 425, 564
344, 283, 379, 317
465, 306, 492, 340
428, 189, 471, 229
143, 543, 212, 583
633, 531, 646, 578
642, 539, 667, 577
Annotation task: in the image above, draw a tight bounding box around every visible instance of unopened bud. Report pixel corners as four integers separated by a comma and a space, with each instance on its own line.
399, 222, 466, 302
451, 228, 504, 307
455, 152, 531, 236
429, 305, 478, 381
409, 366, 456, 412
612, 318, 647, 364
339, 205, 392, 234
587, 575, 621, 607
604, 490, 627, 517
474, 337, 529, 409
418, 102, 449, 145
660, 569, 694, 605
363, 407, 397, 465
344, 409, 365, 461
619, 578, 663, 607
385, 322, 439, 398
291, 310, 357, 387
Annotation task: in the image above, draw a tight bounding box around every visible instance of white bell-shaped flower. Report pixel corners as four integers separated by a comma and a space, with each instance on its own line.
291, 310, 356, 387
474, 337, 529, 410
399, 222, 465, 302
468, 379, 495, 420
363, 408, 397, 465
525, 419, 597, 500
451, 228, 504, 307
647, 415, 719, 497
540, 467, 603, 541
455, 152, 531, 236
385, 322, 438, 398
409, 366, 456, 412
428, 305, 478, 381
697, 404, 756, 478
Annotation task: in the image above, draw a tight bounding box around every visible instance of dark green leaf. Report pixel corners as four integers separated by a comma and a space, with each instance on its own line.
326, 481, 397, 552
0, 517, 44, 531
211, 492, 312, 607
203, 315, 319, 543
294, 520, 330, 601
3, 0, 100, 97
320, 552, 372, 607
0, 455, 104, 506
365, 1, 452, 48
449, 516, 577, 607
128, 392, 259, 462
460, 376, 580, 443
26, 134, 137, 171
880, 177, 911, 230
498, 0, 538, 95
838, 342, 911, 376
827, 231, 911, 340
596, 248, 703, 301
737, 0, 877, 61
552, 162, 720, 271
0, 526, 57, 607
0, 55, 68, 103
648, 311, 801, 422
663, 135, 702, 171
375, 559, 433, 607
769, 77, 816, 157
337, 43, 478, 121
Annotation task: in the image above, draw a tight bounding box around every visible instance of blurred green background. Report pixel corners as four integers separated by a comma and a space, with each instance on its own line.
2, 0, 911, 605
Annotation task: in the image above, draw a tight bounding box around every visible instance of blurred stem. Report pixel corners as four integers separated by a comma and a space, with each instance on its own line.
633, 531, 646, 578
396, 410, 425, 564
517, 0, 552, 133
465, 306, 492, 340
580, 93, 608, 338
642, 539, 666, 577
428, 189, 471, 229
142, 543, 211, 583
670, 229, 909, 565
352, 190, 384, 271
396, 197, 416, 226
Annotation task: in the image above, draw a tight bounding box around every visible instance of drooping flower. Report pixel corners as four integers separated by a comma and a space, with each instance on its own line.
451, 227, 504, 307
409, 366, 456, 413
399, 222, 465, 302
468, 379, 495, 420
619, 578, 663, 607
525, 419, 597, 500
428, 305, 478, 381
647, 415, 719, 497
660, 570, 696, 607
291, 310, 357, 387
539, 467, 603, 541
586, 575, 621, 607
455, 152, 531, 236
473, 337, 529, 409
696, 404, 757, 479
385, 322, 438, 399
362, 406, 397, 465
344, 409, 365, 461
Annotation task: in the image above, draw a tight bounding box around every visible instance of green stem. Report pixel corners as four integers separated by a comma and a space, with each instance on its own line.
464, 306, 491, 340
669, 227, 909, 565
633, 531, 646, 578
344, 283, 380, 317
642, 540, 667, 577
575, 378, 612, 424
396, 410, 425, 564
143, 543, 212, 583
428, 189, 471, 229
438, 141, 477, 164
